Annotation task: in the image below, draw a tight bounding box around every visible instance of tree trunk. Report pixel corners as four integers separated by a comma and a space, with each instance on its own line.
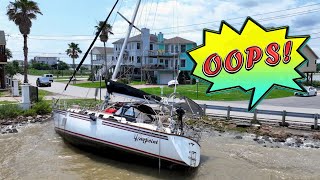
23, 34, 28, 83
73, 57, 76, 84
104, 42, 108, 79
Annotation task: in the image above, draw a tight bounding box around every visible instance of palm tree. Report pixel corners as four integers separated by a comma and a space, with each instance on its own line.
66, 42, 82, 81
7, 0, 42, 83
5, 48, 13, 60
95, 21, 113, 79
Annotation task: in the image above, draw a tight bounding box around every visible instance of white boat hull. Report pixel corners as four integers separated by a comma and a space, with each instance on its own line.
53, 110, 201, 167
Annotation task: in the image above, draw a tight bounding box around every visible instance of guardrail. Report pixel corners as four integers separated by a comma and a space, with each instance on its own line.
201, 104, 319, 130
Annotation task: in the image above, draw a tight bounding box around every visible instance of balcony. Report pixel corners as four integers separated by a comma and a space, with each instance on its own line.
0, 54, 7, 64
147, 50, 179, 58
142, 64, 177, 71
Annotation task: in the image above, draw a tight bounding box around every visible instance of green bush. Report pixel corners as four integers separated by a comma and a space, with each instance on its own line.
23, 109, 37, 117
0, 104, 23, 119
118, 78, 129, 84
88, 73, 95, 81
301, 80, 320, 87
32, 101, 52, 115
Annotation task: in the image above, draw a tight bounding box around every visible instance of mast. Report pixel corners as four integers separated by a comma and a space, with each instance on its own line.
111, 0, 141, 80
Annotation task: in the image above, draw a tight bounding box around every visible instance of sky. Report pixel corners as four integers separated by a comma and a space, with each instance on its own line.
0, 0, 320, 64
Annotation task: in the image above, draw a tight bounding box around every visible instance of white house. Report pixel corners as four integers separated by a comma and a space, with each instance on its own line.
90, 47, 114, 66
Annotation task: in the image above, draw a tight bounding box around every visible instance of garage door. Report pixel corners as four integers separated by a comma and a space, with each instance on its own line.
159, 73, 173, 85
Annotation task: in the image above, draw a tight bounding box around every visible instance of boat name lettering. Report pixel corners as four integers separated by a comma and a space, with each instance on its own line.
134, 134, 158, 144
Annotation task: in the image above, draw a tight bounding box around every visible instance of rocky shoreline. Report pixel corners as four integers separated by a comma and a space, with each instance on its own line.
187, 117, 320, 149
0, 114, 52, 134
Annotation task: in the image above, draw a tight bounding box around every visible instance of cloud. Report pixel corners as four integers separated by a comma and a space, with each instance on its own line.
292, 13, 320, 28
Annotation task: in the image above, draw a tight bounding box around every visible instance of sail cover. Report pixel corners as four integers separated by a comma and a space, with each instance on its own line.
106, 80, 162, 101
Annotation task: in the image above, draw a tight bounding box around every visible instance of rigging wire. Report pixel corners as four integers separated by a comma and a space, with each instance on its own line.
151, 0, 159, 31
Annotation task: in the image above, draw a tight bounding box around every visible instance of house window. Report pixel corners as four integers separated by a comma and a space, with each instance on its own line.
165, 60, 169, 67
150, 44, 153, 50
137, 43, 140, 49
112, 56, 114, 61
181, 45, 186, 53
181, 59, 186, 67
160, 59, 163, 63
171, 45, 174, 53
165, 45, 169, 52
175, 45, 178, 53
132, 56, 135, 63
149, 58, 153, 64
137, 56, 141, 63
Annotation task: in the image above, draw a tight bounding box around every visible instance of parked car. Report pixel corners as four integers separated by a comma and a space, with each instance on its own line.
36, 77, 51, 87
43, 74, 53, 82
294, 86, 317, 96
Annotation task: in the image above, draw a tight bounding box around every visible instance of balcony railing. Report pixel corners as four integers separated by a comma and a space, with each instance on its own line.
147, 50, 179, 57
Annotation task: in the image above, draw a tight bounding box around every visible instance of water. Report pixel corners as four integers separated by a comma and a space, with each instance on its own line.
1, 121, 320, 180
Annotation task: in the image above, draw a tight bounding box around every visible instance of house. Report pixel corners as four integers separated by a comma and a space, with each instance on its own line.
90, 46, 113, 77
157, 34, 197, 84
34, 56, 58, 66
90, 46, 114, 66
299, 45, 319, 83
112, 28, 196, 84
0, 30, 7, 89
112, 28, 158, 81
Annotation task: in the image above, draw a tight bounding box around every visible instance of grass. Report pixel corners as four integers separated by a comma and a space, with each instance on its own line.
141, 84, 294, 101
0, 91, 3, 97
0, 101, 17, 105
72, 81, 106, 88
130, 81, 146, 85
38, 89, 54, 98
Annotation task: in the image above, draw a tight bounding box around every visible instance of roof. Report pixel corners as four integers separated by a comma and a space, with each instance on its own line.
303, 44, 319, 59
112, 34, 158, 44
91, 47, 113, 54
164, 37, 196, 44
0, 31, 6, 45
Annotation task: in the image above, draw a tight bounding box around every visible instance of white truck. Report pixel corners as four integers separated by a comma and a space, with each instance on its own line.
43, 74, 53, 82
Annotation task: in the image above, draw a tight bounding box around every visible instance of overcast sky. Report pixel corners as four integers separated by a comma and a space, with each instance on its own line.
0, 0, 320, 64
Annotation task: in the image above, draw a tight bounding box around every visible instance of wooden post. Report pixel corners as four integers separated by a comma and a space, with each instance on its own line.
281, 110, 286, 126
315, 115, 318, 129
253, 109, 257, 121
227, 106, 231, 120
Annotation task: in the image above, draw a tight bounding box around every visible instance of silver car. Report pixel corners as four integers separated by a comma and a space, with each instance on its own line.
36, 77, 52, 87
294, 86, 317, 96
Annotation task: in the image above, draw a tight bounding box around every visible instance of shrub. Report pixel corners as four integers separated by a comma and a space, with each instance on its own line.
23, 109, 37, 117
0, 104, 23, 119
118, 78, 129, 84
301, 80, 320, 87
88, 73, 95, 81
32, 101, 52, 115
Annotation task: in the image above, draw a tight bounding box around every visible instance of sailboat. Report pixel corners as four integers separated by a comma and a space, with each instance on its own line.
53, 0, 202, 168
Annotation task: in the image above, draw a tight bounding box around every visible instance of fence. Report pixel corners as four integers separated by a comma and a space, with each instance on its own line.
201, 104, 319, 130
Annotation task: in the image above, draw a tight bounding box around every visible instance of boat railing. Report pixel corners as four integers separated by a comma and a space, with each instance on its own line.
52, 98, 102, 112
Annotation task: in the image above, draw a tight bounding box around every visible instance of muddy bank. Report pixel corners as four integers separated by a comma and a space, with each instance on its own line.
0, 115, 51, 134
